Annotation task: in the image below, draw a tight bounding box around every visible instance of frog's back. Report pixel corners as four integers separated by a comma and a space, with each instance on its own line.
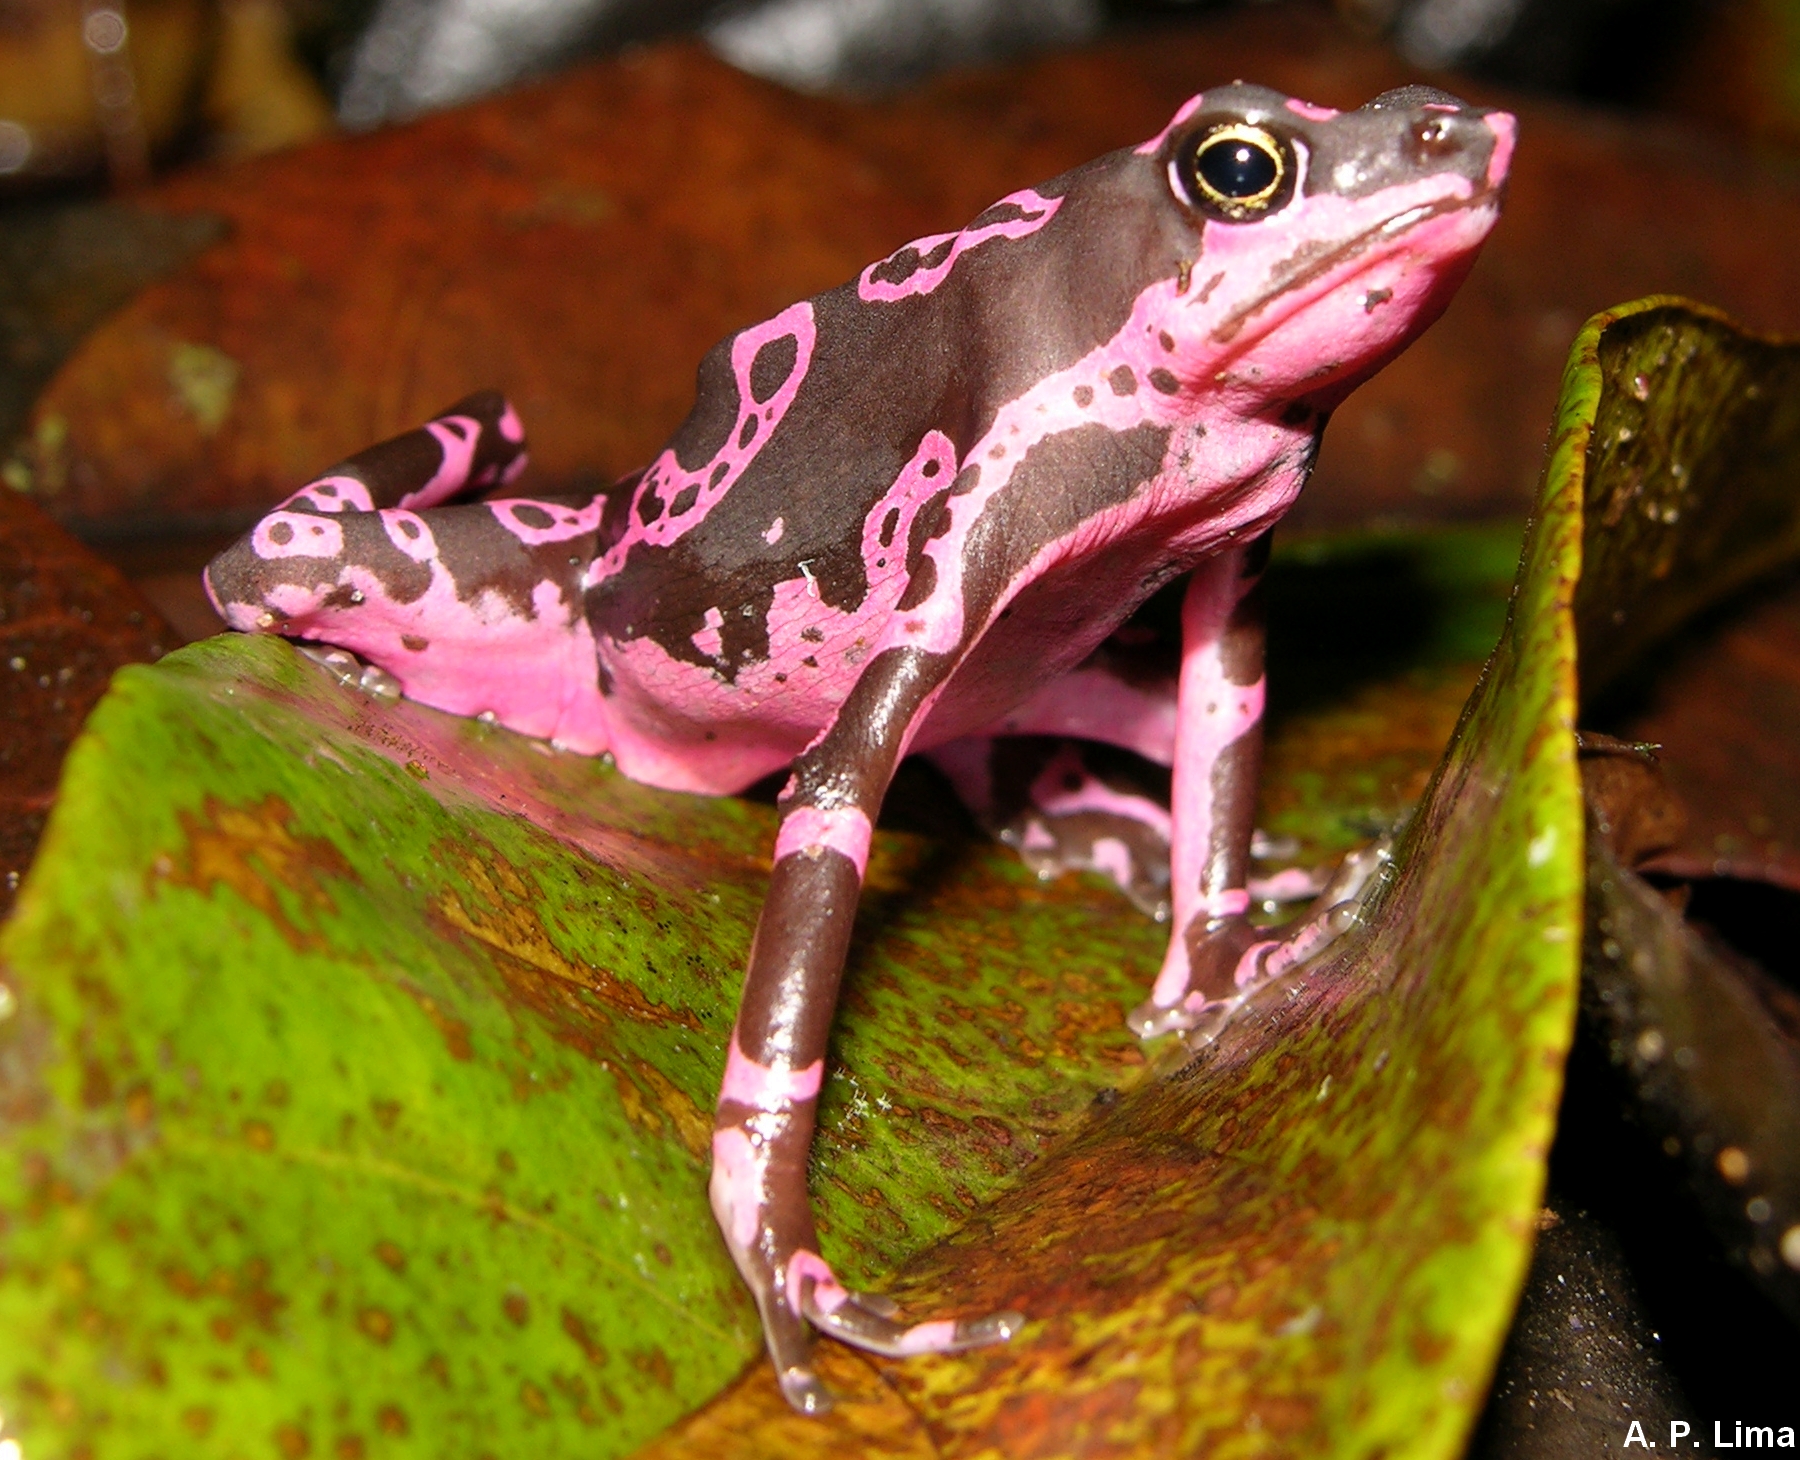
582, 146, 1204, 787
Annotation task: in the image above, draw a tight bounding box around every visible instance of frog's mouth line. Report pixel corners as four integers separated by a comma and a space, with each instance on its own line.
1206, 183, 1503, 347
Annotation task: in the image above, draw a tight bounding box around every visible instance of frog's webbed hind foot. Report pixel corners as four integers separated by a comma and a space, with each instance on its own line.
931, 738, 1174, 918
792, 1249, 1023, 1357
767, 1250, 1022, 1413
805, 1286, 1024, 1359
1129, 836, 1392, 1043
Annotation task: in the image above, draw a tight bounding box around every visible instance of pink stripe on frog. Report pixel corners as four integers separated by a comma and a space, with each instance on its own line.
1285, 98, 1340, 121
1089, 838, 1134, 889
719, 1038, 824, 1110
1027, 747, 1174, 841
709, 1126, 764, 1251
284, 475, 374, 514
387, 416, 482, 511
1134, 92, 1205, 155
593, 302, 815, 578
858, 189, 1064, 303
774, 806, 873, 879
1199, 887, 1252, 919
894, 1320, 960, 1355
1483, 112, 1517, 191
252, 511, 344, 560
1249, 866, 1329, 903
785, 1249, 850, 1318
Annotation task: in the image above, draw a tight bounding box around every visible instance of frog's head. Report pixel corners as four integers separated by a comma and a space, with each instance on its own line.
1134, 82, 1514, 413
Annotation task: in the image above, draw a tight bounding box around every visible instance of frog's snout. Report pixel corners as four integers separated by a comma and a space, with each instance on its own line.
1363, 85, 1517, 193
204, 536, 277, 631
205, 525, 339, 633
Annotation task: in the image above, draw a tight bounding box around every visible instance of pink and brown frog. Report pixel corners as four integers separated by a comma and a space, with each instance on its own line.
207, 82, 1515, 1413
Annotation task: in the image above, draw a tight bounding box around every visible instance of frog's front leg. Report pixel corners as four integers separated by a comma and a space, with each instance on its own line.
1128, 538, 1272, 1039
710, 647, 1022, 1414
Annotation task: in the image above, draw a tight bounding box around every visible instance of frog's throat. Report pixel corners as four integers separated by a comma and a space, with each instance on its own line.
1206, 182, 1502, 348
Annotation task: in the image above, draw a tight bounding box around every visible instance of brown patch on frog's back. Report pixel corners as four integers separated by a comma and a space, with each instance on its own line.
592, 148, 1196, 678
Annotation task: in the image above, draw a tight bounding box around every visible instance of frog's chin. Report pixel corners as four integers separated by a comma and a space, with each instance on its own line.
1202, 187, 1503, 407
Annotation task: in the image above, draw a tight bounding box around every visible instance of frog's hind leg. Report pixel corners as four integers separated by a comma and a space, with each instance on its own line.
206, 463, 611, 753
277, 391, 528, 516
931, 631, 1335, 934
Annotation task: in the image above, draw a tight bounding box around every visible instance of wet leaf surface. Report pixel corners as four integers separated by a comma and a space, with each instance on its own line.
13, 5, 1800, 548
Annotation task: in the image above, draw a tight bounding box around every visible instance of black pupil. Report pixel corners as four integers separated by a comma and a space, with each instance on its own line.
1197, 137, 1278, 200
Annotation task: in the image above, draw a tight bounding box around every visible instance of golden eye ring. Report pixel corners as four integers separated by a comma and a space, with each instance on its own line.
1177, 123, 1289, 221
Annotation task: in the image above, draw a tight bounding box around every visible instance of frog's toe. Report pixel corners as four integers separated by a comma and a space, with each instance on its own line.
1126, 989, 1240, 1042
777, 1364, 835, 1415
847, 1290, 900, 1319
803, 1286, 1024, 1358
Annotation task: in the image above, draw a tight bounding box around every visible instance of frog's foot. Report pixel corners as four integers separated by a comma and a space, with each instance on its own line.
931, 739, 1173, 917
1002, 744, 1172, 919
1128, 838, 1392, 1042
789, 1250, 1023, 1361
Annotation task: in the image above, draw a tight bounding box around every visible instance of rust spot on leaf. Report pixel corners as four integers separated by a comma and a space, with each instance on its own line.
155, 794, 354, 952
630, 1346, 674, 1390
394, 983, 474, 1061
561, 1307, 610, 1367
357, 1307, 395, 1345
428, 847, 702, 1044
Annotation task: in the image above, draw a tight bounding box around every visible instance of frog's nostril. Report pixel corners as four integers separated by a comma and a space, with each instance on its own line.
1409, 115, 1463, 160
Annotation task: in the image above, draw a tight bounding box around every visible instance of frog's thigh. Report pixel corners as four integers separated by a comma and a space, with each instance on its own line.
209, 499, 605, 746
985, 661, 1178, 764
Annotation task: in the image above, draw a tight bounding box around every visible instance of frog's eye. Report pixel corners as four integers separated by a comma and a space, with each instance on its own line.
1175, 124, 1291, 221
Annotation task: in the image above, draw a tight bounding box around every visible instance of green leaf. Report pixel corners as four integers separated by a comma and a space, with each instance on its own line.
0, 508, 1564, 1449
